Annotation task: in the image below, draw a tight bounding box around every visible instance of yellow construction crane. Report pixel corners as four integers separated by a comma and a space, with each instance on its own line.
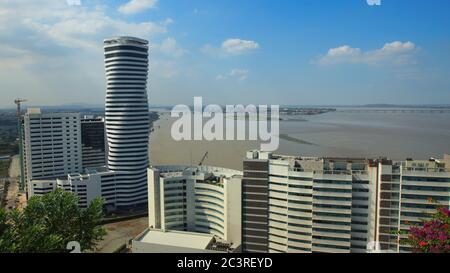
14, 98, 27, 191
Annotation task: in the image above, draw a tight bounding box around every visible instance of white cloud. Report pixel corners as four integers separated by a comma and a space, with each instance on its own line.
216, 69, 249, 81
326, 45, 362, 58
215, 74, 226, 80
119, 0, 158, 15
1, 2, 171, 53
0, 1, 180, 107
230, 69, 249, 80
222, 38, 259, 55
151, 59, 180, 79
154, 37, 187, 57
203, 38, 260, 57
0, 44, 39, 69
316, 41, 418, 66
162, 18, 174, 26
201, 44, 218, 55
66, 0, 81, 6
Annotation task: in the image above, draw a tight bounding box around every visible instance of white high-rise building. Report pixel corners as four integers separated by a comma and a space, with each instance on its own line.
22, 36, 152, 210
104, 37, 150, 208
23, 108, 83, 197
375, 157, 450, 253
147, 165, 243, 247
242, 151, 450, 253
242, 151, 377, 253
23, 109, 117, 209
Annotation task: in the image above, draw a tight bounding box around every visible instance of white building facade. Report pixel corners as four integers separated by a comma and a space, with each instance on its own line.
23, 108, 83, 197
104, 36, 150, 208
29, 168, 116, 208
148, 165, 242, 247
374, 158, 450, 252
242, 151, 450, 253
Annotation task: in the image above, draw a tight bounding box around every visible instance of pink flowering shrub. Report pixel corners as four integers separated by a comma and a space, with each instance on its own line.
405, 207, 450, 253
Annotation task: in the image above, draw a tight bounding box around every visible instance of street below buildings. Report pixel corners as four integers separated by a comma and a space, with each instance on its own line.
2, 155, 26, 210
9, 155, 19, 178
95, 216, 148, 253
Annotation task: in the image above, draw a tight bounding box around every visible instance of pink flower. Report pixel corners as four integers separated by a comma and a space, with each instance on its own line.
438, 207, 450, 216
406, 207, 449, 253
429, 246, 440, 253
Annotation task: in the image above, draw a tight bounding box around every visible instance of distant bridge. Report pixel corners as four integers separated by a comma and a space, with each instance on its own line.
338, 109, 450, 114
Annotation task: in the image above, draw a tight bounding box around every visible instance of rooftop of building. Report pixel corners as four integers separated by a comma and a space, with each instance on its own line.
84, 166, 109, 173
104, 36, 148, 46
247, 150, 450, 173
134, 228, 216, 250
152, 165, 243, 180
30, 177, 67, 183
31, 166, 112, 184
133, 228, 237, 252
249, 150, 369, 162
401, 159, 449, 173
24, 108, 81, 116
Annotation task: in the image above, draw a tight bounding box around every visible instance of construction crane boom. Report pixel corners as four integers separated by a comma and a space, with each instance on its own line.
14, 98, 27, 117
183, 151, 209, 172
14, 98, 27, 191
198, 151, 208, 166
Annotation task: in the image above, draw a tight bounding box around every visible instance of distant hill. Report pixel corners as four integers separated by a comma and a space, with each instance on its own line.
33, 103, 104, 110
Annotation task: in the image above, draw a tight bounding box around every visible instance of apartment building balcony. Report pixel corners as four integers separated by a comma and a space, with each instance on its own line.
402, 167, 450, 175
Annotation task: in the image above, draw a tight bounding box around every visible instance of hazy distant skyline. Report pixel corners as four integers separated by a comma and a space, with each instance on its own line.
1, 0, 450, 108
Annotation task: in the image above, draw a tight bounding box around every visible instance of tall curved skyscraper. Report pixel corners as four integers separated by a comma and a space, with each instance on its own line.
104, 37, 149, 208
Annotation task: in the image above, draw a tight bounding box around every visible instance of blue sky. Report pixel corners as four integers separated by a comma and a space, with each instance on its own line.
0, 0, 449, 108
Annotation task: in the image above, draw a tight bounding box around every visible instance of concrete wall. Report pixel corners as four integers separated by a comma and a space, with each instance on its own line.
147, 166, 243, 244
225, 175, 242, 246
444, 154, 450, 169
148, 168, 161, 229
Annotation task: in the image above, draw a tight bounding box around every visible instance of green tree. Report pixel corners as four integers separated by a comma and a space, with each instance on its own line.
0, 189, 106, 253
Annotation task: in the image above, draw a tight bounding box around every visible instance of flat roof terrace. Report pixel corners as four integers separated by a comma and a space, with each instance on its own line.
135, 229, 215, 250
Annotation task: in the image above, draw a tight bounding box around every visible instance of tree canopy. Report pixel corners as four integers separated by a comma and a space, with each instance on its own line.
0, 189, 106, 253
